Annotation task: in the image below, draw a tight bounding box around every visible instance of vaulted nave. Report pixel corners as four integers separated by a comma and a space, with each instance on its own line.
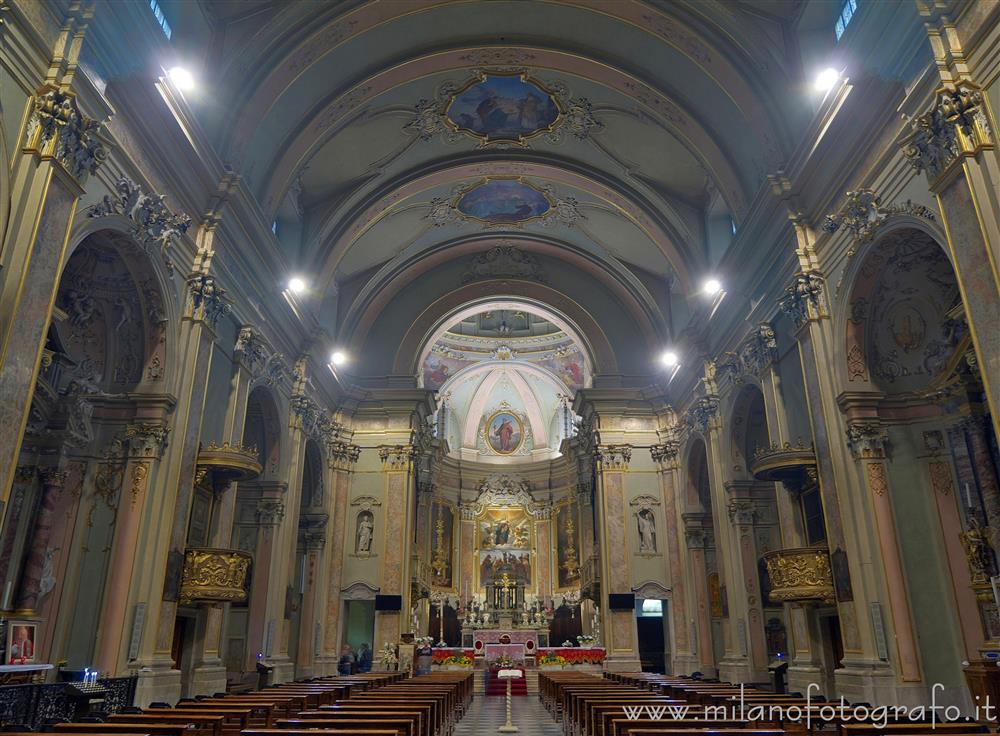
1, 0, 1000, 733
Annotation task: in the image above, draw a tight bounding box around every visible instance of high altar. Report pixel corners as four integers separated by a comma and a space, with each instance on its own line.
422, 474, 597, 666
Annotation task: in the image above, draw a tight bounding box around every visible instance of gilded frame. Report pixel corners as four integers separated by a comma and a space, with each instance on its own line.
443, 71, 566, 146
483, 407, 526, 455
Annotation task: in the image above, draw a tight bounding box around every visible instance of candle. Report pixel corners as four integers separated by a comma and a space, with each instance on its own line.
965, 482, 975, 509
1, 581, 11, 610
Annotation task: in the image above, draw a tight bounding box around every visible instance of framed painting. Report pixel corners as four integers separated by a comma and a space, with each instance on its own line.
456, 178, 552, 225
6, 620, 37, 664
479, 549, 532, 586
445, 72, 562, 144
485, 410, 524, 454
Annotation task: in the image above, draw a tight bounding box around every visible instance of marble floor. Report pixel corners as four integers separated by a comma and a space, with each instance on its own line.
454, 695, 562, 735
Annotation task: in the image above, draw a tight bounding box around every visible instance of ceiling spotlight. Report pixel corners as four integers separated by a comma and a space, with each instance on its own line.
167, 66, 195, 91
660, 350, 680, 368
287, 277, 306, 294
814, 67, 840, 92
702, 278, 723, 297
330, 351, 347, 366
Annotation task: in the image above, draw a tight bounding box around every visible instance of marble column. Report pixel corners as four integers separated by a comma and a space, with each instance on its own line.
374, 445, 417, 652
725, 484, 769, 677
651, 438, 691, 671
900, 77, 1000, 440
92, 422, 169, 675
0, 81, 108, 512
136, 269, 225, 706
295, 525, 326, 677
245, 488, 286, 669
683, 515, 716, 677
317, 442, 359, 674
594, 444, 641, 671
15, 467, 68, 613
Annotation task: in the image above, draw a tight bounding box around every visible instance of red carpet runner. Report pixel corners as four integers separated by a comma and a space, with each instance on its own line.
486, 669, 528, 696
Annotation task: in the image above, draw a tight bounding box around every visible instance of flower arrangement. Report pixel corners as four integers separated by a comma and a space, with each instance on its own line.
379, 642, 398, 669
537, 647, 606, 667
577, 634, 596, 645
562, 640, 575, 646
415, 636, 434, 648
431, 648, 475, 667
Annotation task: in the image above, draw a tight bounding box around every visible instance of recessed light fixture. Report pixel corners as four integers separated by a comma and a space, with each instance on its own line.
814, 67, 840, 92
330, 351, 347, 366
287, 277, 306, 294
702, 278, 723, 297
660, 350, 680, 368
167, 66, 195, 91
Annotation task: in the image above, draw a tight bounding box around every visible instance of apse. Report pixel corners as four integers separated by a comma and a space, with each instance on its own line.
420, 305, 589, 463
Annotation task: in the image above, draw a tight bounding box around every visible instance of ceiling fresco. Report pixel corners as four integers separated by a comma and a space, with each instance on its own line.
445, 73, 562, 144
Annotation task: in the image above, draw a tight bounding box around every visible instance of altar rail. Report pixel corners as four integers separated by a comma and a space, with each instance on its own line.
0, 677, 137, 729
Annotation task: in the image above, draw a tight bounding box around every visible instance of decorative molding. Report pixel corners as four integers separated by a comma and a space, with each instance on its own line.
928, 461, 955, 496
846, 422, 889, 460
256, 499, 285, 526
717, 323, 778, 382
341, 581, 380, 600
462, 473, 549, 519
685, 397, 719, 433
186, 274, 231, 327
460, 244, 546, 284
328, 441, 361, 471
125, 423, 169, 459
632, 581, 671, 600
901, 81, 993, 182
629, 494, 661, 513
37, 467, 68, 488
405, 70, 602, 148
88, 177, 191, 275
427, 177, 583, 229
866, 462, 889, 497
291, 394, 343, 445
727, 499, 756, 526
378, 444, 417, 471
778, 271, 825, 329
650, 434, 681, 468
24, 87, 108, 180
351, 495, 382, 513
129, 462, 149, 506
596, 444, 632, 471
235, 326, 289, 387
823, 189, 935, 245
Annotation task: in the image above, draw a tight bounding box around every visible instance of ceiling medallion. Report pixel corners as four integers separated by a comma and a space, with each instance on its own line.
406, 69, 601, 147
457, 177, 553, 225
445, 72, 562, 145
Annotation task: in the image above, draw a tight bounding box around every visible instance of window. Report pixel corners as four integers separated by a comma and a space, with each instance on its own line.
149, 0, 172, 40
801, 486, 827, 545
835, 0, 857, 41
641, 599, 662, 614
271, 220, 278, 235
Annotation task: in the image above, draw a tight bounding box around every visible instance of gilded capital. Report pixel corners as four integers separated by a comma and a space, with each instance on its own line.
901, 81, 993, 183
596, 444, 631, 471
256, 499, 285, 526
24, 87, 108, 181
650, 439, 681, 469
38, 467, 68, 488
125, 422, 170, 459
328, 441, 361, 471
186, 274, 231, 327
846, 421, 889, 460
378, 444, 418, 471
778, 271, 826, 328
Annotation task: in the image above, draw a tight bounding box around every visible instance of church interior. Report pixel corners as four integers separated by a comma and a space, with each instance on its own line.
2, 0, 1000, 731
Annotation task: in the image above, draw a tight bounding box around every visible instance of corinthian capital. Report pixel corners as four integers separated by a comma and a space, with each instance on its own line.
24, 87, 109, 181
596, 444, 631, 471
650, 439, 680, 469
125, 422, 170, 459
328, 441, 361, 471
378, 444, 417, 471
846, 421, 889, 460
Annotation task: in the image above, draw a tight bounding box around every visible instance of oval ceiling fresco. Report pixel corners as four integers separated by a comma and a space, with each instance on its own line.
446, 72, 561, 143
456, 178, 552, 224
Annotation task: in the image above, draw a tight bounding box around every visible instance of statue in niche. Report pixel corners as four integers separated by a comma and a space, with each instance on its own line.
356, 510, 374, 554
636, 508, 657, 553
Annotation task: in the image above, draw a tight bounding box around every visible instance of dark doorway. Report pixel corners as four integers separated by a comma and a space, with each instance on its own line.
637, 599, 665, 672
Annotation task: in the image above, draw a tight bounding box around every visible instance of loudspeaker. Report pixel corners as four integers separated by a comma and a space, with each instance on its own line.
374, 594, 402, 611
608, 593, 635, 610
